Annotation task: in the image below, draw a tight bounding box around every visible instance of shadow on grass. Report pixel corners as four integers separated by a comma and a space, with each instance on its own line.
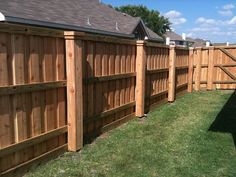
209, 91, 236, 147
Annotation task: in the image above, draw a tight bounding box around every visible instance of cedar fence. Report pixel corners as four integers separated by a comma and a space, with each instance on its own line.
191, 46, 236, 90
0, 23, 235, 176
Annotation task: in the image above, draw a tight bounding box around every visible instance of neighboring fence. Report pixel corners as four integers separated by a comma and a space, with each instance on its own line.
192, 46, 236, 91
0, 24, 67, 176
4, 23, 236, 176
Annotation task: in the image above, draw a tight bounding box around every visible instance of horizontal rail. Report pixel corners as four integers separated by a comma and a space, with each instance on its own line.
192, 81, 236, 84
1, 144, 67, 176
176, 66, 188, 70
84, 102, 135, 123
85, 73, 136, 84
148, 90, 168, 100
76, 34, 137, 45
175, 46, 189, 51
214, 64, 236, 67
214, 81, 236, 84
146, 42, 170, 48
101, 113, 135, 133
146, 68, 169, 74
84, 113, 136, 141
176, 83, 188, 89
193, 64, 208, 68
192, 81, 208, 84
215, 46, 236, 49
0, 81, 66, 95
193, 64, 236, 68
0, 126, 67, 157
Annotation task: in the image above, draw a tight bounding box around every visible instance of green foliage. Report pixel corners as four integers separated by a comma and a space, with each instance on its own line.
115, 5, 171, 37
26, 91, 236, 177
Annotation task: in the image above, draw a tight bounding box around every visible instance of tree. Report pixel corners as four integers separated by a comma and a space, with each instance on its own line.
115, 5, 171, 37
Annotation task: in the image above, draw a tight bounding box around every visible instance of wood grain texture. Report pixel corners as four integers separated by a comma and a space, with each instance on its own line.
65, 33, 83, 152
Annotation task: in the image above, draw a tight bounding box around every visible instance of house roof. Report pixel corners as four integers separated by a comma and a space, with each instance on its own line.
164, 31, 183, 41
146, 27, 163, 41
0, 0, 162, 41
164, 31, 195, 43
192, 38, 208, 47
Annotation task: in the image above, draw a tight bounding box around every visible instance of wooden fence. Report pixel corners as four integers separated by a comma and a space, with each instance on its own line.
175, 47, 189, 94
2, 23, 236, 176
191, 46, 236, 91
145, 43, 169, 110
81, 37, 137, 140
0, 24, 67, 176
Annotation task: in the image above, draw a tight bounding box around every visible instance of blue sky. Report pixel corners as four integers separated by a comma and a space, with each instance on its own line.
103, 0, 236, 43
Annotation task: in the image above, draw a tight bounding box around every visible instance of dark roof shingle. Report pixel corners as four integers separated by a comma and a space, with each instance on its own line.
0, 0, 162, 40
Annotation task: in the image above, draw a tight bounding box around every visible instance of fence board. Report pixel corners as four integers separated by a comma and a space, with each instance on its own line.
0, 27, 67, 175
82, 40, 136, 139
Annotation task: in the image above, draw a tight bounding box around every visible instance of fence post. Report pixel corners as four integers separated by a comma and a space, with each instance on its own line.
195, 47, 202, 91
207, 47, 214, 90
168, 46, 176, 102
188, 48, 194, 92
136, 41, 146, 118
64, 31, 83, 151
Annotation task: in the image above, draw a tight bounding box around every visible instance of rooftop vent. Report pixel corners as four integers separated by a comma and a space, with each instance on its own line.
0, 12, 5, 21
87, 17, 91, 26
116, 22, 119, 31
182, 33, 186, 40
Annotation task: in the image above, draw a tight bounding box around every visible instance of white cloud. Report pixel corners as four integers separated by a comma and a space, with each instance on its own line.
195, 17, 227, 26
173, 18, 187, 25
218, 10, 233, 16
164, 10, 187, 26
223, 4, 235, 10
211, 31, 234, 36
196, 17, 217, 25
164, 10, 181, 18
189, 27, 220, 32
218, 4, 235, 16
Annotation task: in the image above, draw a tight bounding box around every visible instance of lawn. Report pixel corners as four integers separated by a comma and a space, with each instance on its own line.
25, 91, 236, 177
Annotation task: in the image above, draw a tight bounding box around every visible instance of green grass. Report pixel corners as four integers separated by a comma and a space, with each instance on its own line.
25, 91, 236, 177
